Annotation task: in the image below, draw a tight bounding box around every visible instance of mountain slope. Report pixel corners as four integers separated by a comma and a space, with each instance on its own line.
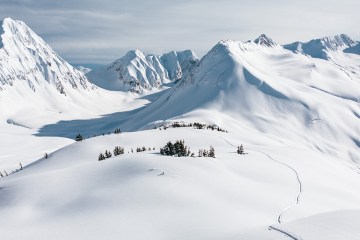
87, 49, 199, 92
0, 18, 94, 93
115, 36, 360, 164
0, 18, 149, 129
283, 34, 358, 59
344, 42, 360, 55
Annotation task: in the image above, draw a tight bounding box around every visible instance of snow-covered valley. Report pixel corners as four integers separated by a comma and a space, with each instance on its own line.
1, 18, 360, 239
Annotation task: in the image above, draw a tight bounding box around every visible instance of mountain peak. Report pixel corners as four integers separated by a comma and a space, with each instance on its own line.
283, 34, 357, 59
318, 34, 356, 51
0, 18, 95, 94
88, 49, 199, 92
254, 34, 277, 47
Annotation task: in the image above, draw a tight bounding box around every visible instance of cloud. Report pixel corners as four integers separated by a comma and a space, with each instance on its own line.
0, 0, 359, 64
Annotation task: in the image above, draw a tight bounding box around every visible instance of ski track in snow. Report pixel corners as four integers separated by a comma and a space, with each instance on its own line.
252, 150, 302, 224
191, 130, 302, 223
268, 225, 302, 240
191, 130, 303, 239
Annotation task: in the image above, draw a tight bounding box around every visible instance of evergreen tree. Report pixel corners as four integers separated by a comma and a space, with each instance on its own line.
142, 146, 146, 152
113, 146, 124, 156
44, 153, 48, 159
98, 153, 106, 161
198, 149, 203, 157
237, 145, 244, 154
105, 150, 112, 158
160, 140, 190, 157
114, 128, 121, 134
75, 133, 83, 142
203, 149, 208, 157
209, 146, 215, 158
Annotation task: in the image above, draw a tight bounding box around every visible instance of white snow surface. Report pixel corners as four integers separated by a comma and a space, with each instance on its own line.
1, 21, 360, 240
75, 66, 92, 74
87, 49, 199, 93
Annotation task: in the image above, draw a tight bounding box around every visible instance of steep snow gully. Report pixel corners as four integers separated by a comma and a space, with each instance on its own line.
193, 130, 303, 239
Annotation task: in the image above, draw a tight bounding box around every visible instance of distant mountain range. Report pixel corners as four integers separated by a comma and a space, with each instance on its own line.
87, 49, 199, 93
0, 18, 359, 156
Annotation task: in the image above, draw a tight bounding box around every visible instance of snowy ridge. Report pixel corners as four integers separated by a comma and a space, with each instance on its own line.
0, 18, 95, 94
87, 49, 199, 92
253, 34, 277, 47
1, 28, 360, 240
0, 18, 149, 129
283, 34, 358, 59
117, 37, 360, 164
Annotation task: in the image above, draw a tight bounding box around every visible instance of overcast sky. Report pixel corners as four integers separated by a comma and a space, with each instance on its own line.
1, 0, 359, 64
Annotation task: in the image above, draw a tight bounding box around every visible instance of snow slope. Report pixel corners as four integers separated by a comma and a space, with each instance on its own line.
1, 128, 360, 240
108, 36, 360, 166
87, 49, 199, 92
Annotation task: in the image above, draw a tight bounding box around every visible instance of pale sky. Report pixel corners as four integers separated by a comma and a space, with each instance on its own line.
1, 0, 359, 64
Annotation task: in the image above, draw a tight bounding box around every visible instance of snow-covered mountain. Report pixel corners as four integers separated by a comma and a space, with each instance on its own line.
0, 18, 147, 128
0, 18, 95, 94
115, 35, 360, 163
2, 30, 360, 240
87, 49, 199, 93
253, 33, 277, 47
283, 34, 358, 59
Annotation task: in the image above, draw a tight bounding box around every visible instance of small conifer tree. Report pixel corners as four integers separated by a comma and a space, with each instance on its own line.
237, 145, 244, 154
113, 146, 124, 156
98, 153, 106, 161
75, 133, 83, 142
105, 150, 112, 158
209, 146, 215, 158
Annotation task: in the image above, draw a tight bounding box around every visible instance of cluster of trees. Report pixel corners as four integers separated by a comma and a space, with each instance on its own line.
154, 122, 227, 132
198, 146, 215, 158
0, 163, 23, 177
160, 140, 193, 157
114, 146, 124, 156
98, 146, 124, 161
76, 128, 122, 141
159, 140, 216, 158
0, 170, 8, 177
136, 146, 154, 152
205, 125, 227, 132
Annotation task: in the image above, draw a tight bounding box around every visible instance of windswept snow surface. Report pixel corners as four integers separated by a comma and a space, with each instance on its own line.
1, 26, 360, 240
1, 129, 360, 240
87, 49, 199, 92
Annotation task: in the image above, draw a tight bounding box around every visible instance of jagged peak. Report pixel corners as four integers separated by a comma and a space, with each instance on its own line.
124, 49, 145, 59
254, 34, 277, 47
